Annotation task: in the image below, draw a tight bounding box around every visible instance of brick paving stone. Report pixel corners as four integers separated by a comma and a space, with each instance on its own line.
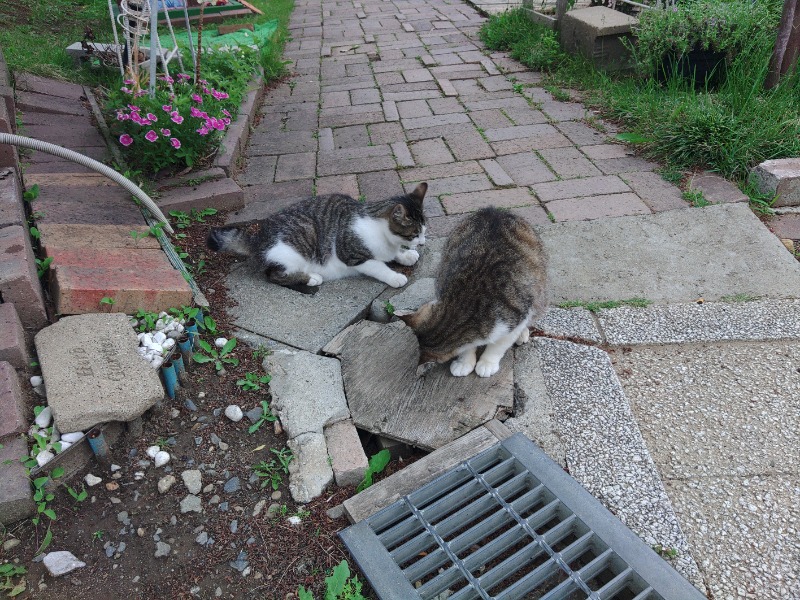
352, 88, 382, 105
538, 147, 602, 179
319, 109, 385, 128
346, 63, 373, 77
157, 178, 245, 213
480, 58, 501, 76
368, 122, 407, 144
316, 174, 360, 198
469, 109, 513, 130
0, 227, 51, 329
427, 97, 463, 114
547, 193, 651, 222
284, 109, 321, 132
227, 180, 315, 224
318, 128, 335, 152
436, 78, 458, 96
479, 159, 514, 186
555, 121, 610, 146
491, 131, 572, 155
16, 91, 89, 117
479, 76, 513, 92
397, 99, 433, 119
402, 112, 471, 130
442, 188, 536, 214
24, 125, 106, 148
389, 141, 414, 168
403, 68, 434, 83
38, 223, 159, 252
458, 50, 485, 63
533, 175, 631, 203
689, 172, 749, 204
322, 77, 377, 93
333, 125, 371, 149
485, 124, 561, 143
0, 169, 23, 228
373, 58, 423, 73
445, 129, 495, 160
509, 204, 553, 227
0, 436, 35, 524
375, 72, 405, 86
382, 100, 400, 122
462, 96, 531, 112
249, 130, 318, 155
15, 72, 85, 100
238, 156, 278, 186
430, 64, 485, 79
426, 213, 467, 238
410, 138, 454, 165
422, 196, 446, 218
495, 152, 557, 185
594, 156, 660, 175
322, 90, 351, 108
0, 303, 30, 369
275, 152, 317, 182
501, 107, 548, 126
400, 161, 483, 183
580, 144, 630, 160
324, 419, 368, 488
540, 100, 586, 122
766, 214, 800, 240
382, 89, 443, 102
421, 173, 493, 198
317, 145, 396, 176
620, 171, 688, 213
359, 170, 405, 200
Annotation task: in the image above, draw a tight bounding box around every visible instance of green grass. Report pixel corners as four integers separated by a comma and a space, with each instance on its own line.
480, 9, 800, 191
558, 298, 652, 312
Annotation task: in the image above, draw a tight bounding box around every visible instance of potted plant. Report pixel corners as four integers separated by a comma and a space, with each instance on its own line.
633, 0, 778, 88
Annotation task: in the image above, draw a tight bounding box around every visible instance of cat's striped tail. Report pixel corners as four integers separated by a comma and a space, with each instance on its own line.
206, 226, 252, 256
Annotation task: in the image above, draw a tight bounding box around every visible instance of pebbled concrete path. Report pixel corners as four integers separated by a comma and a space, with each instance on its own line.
228, 0, 800, 596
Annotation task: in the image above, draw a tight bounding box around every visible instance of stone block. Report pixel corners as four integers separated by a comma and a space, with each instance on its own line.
560, 7, 637, 71
0, 303, 30, 369
442, 188, 536, 214
547, 192, 650, 221
324, 419, 368, 487
34, 313, 164, 432
0, 225, 48, 329
752, 158, 800, 207
0, 436, 35, 525
156, 177, 244, 213
0, 361, 26, 440
0, 168, 24, 227
38, 224, 160, 252
287, 432, 335, 503
15, 91, 90, 117
533, 175, 631, 202
34, 194, 145, 227
689, 172, 748, 204
14, 72, 86, 101
0, 99, 18, 168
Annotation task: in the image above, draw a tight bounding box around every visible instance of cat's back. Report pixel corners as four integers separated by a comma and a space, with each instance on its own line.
438, 208, 547, 309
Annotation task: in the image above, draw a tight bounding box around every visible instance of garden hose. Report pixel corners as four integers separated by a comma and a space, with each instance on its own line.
0, 132, 173, 234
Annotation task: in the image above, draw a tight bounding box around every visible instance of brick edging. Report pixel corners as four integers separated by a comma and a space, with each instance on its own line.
213, 68, 265, 176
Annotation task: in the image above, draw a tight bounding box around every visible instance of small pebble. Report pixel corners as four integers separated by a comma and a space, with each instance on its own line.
224, 405, 243, 422
146, 446, 160, 459
230, 520, 238, 534
84, 474, 102, 487
30, 375, 44, 387
110, 464, 121, 472
196, 532, 209, 545
287, 516, 302, 526
154, 451, 171, 468
154, 542, 171, 558
224, 477, 241, 493
34, 406, 52, 428
252, 499, 266, 516
271, 491, 282, 501
184, 399, 198, 412
214, 337, 229, 348
61, 432, 84, 443
158, 476, 176, 494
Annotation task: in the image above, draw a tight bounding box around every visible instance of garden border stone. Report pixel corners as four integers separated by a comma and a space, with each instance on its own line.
213, 69, 265, 177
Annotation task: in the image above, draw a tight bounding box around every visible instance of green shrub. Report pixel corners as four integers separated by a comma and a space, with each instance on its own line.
479, 9, 564, 71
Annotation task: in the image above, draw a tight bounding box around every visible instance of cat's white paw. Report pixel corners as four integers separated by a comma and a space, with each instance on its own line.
385, 271, 408, 288
395, 249, 420, 266
450, 358, 475, 377
475, 359, 501, 378
307, 273, 323, 286
515, 328, 530, 346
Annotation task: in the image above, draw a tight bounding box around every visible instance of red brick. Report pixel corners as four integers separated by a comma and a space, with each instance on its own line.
27, 146, 109, 164
15, 72, 86, 101
51, 264, 191, 315
46, 247, 173, 270
156, 177, 244, 213
509, 205, 553, 227
765, 214, 800, 240
0, 225, 48, 329
620, 171, 688, 213
22, 125, 106, 148
426, 214, 467, 238
34, 190, 145, 227
26, 172, 122, 189
0, 98, 18, 168
0, 168, 24, 228
0, 436, 35, 525
548, 193, 651, 222
0, 361, 25, 440
15, 91, 89, 117
442, 188, 536, 214
0, 303, 30, 369
324, 419, 368, 487
39, 223, 159, 252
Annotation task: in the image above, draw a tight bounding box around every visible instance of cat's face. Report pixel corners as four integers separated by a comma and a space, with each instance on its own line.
396, 302, 455, 375
388, 183, 427, 246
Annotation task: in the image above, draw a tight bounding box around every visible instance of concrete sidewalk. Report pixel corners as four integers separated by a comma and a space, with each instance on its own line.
226, 0, 800, 597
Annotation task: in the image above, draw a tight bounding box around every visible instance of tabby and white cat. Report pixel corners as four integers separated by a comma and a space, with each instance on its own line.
397, 207, 548, 378
207, 183, 428, 288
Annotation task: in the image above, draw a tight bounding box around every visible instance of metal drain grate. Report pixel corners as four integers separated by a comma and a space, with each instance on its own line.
340, 433, 703, 600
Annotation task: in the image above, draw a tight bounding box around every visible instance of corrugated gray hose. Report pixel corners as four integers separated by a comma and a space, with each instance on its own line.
0, 132, 173, 234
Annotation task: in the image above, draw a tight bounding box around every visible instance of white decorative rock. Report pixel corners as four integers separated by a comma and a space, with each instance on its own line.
155, 319, 167, 330
214, 337, 228, 348
224, 405, 244, 422
137, 347, 148, 357
154, 451, 171, 468
151, 357, 164, 369
57, 441, 72, 453
61, 431, 84, 443
43, 551, 86, 577
30, 375, 44, 387
287, 516, 302, 526
148, 343, 164, 354
35, 406, 52, 428
162, 338, 176, 350
36, 451, 55, 467
153, 331, 167, 344
85, 473, 102, 487
141, 333, 153, 346
146, 445, 160, 459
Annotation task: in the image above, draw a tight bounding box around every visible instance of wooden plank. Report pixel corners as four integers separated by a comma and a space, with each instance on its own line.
238, 0, 265, 15
343, 423, 506, 523
327, 320, 514, 451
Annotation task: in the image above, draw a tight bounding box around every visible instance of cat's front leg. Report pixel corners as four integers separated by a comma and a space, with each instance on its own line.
515, 327, 530, 345
450, 348, 477, 377
475, 332, 517, 378
394, 248, 420, 266
354, 260, 408, 288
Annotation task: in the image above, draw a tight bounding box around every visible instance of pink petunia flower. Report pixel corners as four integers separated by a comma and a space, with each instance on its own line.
202, 87, 211, 94
223, 117, 231, 126
170, 137, 181, 149
119, 134, 134, 147
124, 79, 134, 85
134, 90, 147, 97
162, 104, 172, 112
131, 113, 146, 125
177, 73, 191, 80
171, 114, 184, 124
128, 104, 140, 112
196, 125, 210, 136
144, 130, 159, 142
120, 86, 132, 94
222, 108, 231, 117
160, 128, 171, 137
146, 113, 157, 122
191, 93, 203, 103
212, 90, 229, 100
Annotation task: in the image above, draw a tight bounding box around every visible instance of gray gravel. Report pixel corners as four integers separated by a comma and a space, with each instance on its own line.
533, 307, 602, 343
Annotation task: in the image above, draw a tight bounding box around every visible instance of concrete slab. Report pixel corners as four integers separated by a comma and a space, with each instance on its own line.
539, 203, 800, 303
226, 262, 387, 353
532, 306, 603, 344
35, 314, 164, 432
613, 341, 800, 598
533, 337, 702, 585
287, 431, 335, 503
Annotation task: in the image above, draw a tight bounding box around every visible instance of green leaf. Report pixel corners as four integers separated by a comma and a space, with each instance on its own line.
197, 339, 213, 353
37, 527, 53, 554
297, 586, 314, 600
324, 560, 350, 600
615, 132, 651, 144
221, 337, 237, 355
368, 449, 391, 473
44, 508, 57, 520
33, 476, 49, 489
51, 466, 65, 478
193, 353, 214, 364
10, 580, 27, 596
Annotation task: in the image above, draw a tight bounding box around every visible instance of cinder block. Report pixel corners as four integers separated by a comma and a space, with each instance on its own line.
324, 419, 368, 488
156, 177, 244, 213
752, 158, 800, 208
560, 7, 637, 71
0, 168, 24, 227
0, 225, 48, 329
0, 303, 31, 369
0, 361, 26, 440
0, 436, 35, 525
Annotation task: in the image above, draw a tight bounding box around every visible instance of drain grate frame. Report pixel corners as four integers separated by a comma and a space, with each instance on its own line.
340, 433, 703, 600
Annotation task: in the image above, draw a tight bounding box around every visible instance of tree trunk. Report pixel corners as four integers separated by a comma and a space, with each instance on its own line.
766, 0, 800, 88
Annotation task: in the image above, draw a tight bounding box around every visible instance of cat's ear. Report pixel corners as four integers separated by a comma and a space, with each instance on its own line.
394, 308, 418, 328
392, 204, 408, 223
409, 182, 428, 206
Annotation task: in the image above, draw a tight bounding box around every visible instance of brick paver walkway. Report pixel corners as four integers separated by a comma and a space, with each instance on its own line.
228, 0, 708, 236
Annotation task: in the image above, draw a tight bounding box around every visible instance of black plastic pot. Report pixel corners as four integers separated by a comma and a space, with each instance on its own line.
658, 46, 727, 89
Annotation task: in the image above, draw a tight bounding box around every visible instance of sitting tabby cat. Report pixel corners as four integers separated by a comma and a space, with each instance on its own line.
397, 207, 548, 378
207, 183, 428, 288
